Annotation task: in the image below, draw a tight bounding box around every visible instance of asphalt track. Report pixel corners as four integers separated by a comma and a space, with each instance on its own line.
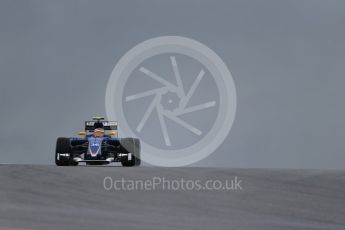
0, 165, 344, 230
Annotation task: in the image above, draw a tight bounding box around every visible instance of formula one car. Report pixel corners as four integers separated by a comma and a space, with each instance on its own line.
55, 117, 141, 166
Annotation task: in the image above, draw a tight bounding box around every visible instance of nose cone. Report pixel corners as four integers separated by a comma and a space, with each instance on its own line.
87, 137, 103, 157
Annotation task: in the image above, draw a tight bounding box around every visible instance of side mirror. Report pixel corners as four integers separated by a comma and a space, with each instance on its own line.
78, 131, 86, 135
108, 130, 117, 136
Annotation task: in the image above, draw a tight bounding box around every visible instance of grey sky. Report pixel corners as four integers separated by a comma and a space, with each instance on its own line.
0, 0, 345, 168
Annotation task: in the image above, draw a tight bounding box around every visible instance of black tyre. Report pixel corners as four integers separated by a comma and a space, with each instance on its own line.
55, 137, 77, 166
120, 138, 141, 167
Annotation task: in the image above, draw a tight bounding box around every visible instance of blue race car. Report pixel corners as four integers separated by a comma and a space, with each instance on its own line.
55, 117, 141, 166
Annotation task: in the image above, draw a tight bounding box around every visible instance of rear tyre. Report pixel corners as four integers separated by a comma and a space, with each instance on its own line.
120, 138, 141, 167
55, 137, 77, 166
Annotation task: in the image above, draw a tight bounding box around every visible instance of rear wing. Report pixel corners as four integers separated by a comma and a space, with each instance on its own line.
85, 121, 118, 131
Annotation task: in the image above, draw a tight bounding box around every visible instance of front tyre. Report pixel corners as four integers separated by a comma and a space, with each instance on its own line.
55, 137, 77, 166
120, 138, 141, 167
